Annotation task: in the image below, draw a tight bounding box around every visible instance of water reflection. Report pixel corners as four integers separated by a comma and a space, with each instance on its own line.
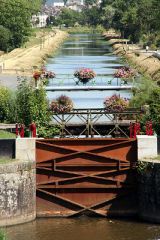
6, 218, 160, 240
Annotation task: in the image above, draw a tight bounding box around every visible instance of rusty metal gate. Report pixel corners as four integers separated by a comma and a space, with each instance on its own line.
36, 138, 137, 217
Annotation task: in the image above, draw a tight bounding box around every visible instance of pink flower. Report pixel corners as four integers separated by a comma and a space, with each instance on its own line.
74, 68, 96, 83
50, 95, 73, 114
104, 94, 129, 112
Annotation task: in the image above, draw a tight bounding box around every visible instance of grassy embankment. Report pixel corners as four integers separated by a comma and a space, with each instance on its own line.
105, 35, 160, 84
0, 130, 15, 139
0, 28, 68, 75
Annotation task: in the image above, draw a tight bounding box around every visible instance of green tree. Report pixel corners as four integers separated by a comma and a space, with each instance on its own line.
56, 8, 82, 27
81, 7, 100, 26
0, 86, 14, 123
0, 0, 43, 50
101, 5, 115, 28
148, 88, 160, 135
15, 78, 58, 138
84, 0, 97, 7
100, 0, 160, 44
0, 25, 12, 52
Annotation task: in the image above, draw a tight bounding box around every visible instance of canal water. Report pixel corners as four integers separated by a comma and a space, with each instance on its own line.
6, 217, 160, 240
5, 33, 155, 239
46, 33, 132, 109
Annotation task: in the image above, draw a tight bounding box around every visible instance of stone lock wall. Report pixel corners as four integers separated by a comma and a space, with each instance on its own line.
0, 138, 36, 226
137, 135, 160, 223
0, 136, 159, 225
138, 161, 160, 223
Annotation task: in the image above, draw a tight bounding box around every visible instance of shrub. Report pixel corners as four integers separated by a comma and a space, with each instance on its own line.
0, 87, 15, 122
15, 77, 58, 138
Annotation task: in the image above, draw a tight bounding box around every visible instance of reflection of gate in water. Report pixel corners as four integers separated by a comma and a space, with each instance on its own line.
36, 138, 137, 217
52, 108, 141, 138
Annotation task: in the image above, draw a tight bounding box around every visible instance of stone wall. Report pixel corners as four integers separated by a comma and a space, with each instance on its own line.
137, 135, 160, 223
138, 161, 160, 223
0, 160, 36, 226
0, 138, 36, 226
0, 139, 15, 159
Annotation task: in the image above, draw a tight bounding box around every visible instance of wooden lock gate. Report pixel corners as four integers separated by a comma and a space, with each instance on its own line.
36, 138, 138, 217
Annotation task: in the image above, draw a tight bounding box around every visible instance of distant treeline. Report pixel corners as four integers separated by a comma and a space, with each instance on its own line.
100, 0, 160, 47
49, 0, 160, 47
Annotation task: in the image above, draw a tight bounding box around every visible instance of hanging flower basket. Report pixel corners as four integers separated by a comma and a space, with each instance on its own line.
104, 94, 129, 112
74, 68, 96, 84
33, 67, 56, 86
33, 71, 41, 80
50, 95, 73, 114
114, 66, 136, 79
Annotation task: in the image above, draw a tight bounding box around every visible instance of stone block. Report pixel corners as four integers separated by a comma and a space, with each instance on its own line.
137, 135, 157, 160
16, 138, 36, 162
0, 160, 36, 226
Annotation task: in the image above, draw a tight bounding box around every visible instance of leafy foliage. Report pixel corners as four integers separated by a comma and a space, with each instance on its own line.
148, 88, 160, 135
0, 229, 7, 240
0, 87, 15, 123
130, 77, 160, 135
100, 0, 160, 45
15, 78, 58, 138
0, 0, 43, 51
0, 25, 12, 52
56, 8, 82, 27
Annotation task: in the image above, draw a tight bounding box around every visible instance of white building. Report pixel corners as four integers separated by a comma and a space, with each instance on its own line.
52, 0, 64, 7
67, 0, 84, 6
32, 13, 48, 28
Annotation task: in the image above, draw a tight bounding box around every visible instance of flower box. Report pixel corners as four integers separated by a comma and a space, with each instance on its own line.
104, 94, 129, 112
50, 95, 73, 114
33, 67, 56, 86
74, 68, 96, 84
114, 66, 136, 79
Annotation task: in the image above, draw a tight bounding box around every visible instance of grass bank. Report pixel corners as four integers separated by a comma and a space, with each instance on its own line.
0, 130, 15, 139
105, 37, 160, 84
0, 28, 68, 75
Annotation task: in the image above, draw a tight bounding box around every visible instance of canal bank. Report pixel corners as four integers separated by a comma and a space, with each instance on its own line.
0, 29, 68, 75
105, 36, 160, 83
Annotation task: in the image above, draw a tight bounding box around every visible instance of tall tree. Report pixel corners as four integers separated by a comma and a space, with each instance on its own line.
0, 0, 43, 50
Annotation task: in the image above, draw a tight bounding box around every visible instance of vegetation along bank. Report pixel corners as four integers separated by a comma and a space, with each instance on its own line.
106, 36, 160, 84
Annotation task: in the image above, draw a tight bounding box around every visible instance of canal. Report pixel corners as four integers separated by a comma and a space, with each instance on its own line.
6, 218, 160, 240
6, 33, 156, 240
46, 33, 132, 108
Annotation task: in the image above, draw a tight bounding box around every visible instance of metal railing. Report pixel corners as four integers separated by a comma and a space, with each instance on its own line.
52, 108, 141, 138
